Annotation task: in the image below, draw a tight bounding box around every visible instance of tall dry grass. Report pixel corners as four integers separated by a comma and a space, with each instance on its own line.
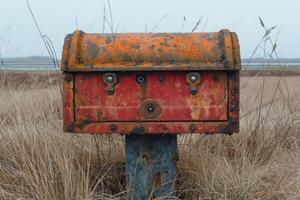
0, 71, 299, 200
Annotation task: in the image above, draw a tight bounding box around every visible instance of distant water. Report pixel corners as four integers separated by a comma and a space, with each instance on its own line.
242, 63, 300, 70
1, 63, 300, 71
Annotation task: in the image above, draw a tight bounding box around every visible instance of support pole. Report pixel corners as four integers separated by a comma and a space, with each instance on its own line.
125, 134, 177, 200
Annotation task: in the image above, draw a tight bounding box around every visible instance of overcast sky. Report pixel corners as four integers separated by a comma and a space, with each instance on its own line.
0, 0, 299, 58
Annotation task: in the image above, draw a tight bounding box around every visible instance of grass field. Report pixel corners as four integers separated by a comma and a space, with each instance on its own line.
0, 71, 299, 199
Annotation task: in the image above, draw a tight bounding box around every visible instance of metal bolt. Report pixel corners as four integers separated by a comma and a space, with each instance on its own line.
158, 74, 165, 83
190, 76, 197, 82
106, 76, 113, 82
110, 124, 117, 131
136, 75, 146, 84
147, 105, 154, 113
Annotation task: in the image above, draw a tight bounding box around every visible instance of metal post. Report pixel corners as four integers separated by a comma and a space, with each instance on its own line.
125, 134, 177, 200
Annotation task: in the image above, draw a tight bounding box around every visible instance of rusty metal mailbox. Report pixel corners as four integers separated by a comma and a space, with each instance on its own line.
61, 29, 241, 199
62, 30, 240, 134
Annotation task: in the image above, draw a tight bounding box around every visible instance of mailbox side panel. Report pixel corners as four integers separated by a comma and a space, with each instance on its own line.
63, 72, 75, 132
228, 70, 239, 133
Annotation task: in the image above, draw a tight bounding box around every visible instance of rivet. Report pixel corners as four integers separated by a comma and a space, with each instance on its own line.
158, 74, 165, 83
190, 76, 197, 82
189, 124, 197, 133
106, 76, 113, 82
110, 124, 117, 131
136, 75, 146, 84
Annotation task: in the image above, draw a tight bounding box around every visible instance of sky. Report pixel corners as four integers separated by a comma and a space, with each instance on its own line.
0, 0, 299, 58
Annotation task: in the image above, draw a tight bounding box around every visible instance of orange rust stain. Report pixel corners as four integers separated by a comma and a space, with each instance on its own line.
187, 93, 202, 120
61, 30, 241, 71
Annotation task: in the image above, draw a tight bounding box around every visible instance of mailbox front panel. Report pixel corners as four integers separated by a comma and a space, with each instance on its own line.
63, 71, 239, 134
74, 71, 228, 122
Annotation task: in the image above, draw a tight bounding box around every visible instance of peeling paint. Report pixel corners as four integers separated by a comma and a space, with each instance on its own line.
61, 30, 241, 72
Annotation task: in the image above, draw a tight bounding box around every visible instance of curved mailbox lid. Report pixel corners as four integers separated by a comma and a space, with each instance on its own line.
61, 29, 241, 71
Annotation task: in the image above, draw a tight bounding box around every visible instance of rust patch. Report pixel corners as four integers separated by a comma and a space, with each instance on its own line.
153, 172, 161, 187
77, 119, 92, 129
65, 124, 75, 132
64, 73, 73, 82
63, 72, 75, 132
132, 127, 145, 135
139, 75, 148, 100
130, 43, 140, 49
188, 93, 201, 120
62, 30, 241, 71
96, 111, 102, 120
87, 41, 100, 60
158, 124, 168, 131
189, 124, 197, 133
110, 124, 117, 131
105, 35, 116, 44
142, 153, 151, 166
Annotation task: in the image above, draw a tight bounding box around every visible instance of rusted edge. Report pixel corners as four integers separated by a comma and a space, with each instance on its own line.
218, 29, 233, 69
61, 34, 72, 70
228, 70, 240, 133
62, 64, 235, 72
67, 30, 85, 71
230, 32, 242, 69
63, 72, 75, 132
71, 121, 234, 135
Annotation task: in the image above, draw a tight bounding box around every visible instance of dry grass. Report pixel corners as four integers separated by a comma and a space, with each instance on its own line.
0, 71, 299, 199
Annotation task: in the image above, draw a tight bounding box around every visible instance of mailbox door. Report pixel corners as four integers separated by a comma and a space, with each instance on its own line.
74, 71, 228, 123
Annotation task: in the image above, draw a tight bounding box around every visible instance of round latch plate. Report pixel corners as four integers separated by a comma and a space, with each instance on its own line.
139, 100, 161, 119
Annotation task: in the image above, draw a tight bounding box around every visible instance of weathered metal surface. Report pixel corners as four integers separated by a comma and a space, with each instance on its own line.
126, 134, 177, 199
228, 71, 240, 133
62, 30, 241, 135
74, 71, 228, 122
61, 30, 241, 72
62, 71, 239, 135
70, 121, 235, 135
63, 72, 75, 132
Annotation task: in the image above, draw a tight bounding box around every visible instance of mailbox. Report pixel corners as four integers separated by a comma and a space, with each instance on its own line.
61, 29, 241, 199
62, 29, 240, 135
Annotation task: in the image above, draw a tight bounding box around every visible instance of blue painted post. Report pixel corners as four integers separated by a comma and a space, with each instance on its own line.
125, 134, 178, 200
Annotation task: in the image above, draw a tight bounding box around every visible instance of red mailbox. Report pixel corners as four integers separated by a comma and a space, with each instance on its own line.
62, 29, 240, 135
